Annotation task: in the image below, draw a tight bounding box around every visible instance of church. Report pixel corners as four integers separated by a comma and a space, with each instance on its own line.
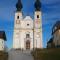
13, 0, 43, 50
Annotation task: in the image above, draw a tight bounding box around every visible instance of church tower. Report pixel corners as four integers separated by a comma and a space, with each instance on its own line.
13, 0, 23, 49
34, 0, 43, 48
13, 0, 43, 50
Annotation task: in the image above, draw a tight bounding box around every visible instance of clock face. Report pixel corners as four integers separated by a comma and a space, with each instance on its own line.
35, 19, 40, 24
16, 20, 20, 24
35, 20, 40, 28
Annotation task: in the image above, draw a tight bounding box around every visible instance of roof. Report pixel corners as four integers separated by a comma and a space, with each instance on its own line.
52, 21, 60, 34
34, 0, 41, 11
0, 31, 6, 41
47, 37, 53, 44
16, 0, 23, 11
24, 16, 33, 20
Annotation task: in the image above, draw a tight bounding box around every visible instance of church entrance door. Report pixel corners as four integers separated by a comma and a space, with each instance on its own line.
26, 40, 30, 50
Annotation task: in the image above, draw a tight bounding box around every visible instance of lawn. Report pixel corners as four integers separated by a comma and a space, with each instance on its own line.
32, 48, 60, 60
0, 51, 8, 60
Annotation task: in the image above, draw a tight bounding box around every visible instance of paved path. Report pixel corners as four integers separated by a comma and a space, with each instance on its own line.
8, 49, 34, 60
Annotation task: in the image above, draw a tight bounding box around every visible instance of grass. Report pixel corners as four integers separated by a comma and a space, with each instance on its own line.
32, 48, 60, 60
0, 51, 8, 60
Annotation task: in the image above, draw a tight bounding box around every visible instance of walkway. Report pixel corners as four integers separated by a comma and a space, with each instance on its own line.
8, 49, 34, 60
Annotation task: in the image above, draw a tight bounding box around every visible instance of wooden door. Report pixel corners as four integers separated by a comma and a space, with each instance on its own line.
26, 40, 30, 50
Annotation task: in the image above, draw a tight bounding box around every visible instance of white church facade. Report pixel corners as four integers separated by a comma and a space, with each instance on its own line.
13, 0, 43, 50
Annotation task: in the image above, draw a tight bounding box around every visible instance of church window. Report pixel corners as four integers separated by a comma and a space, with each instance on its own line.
27, 24, 29, 26
37, 15, 39, 18
17, 16, 19, 19
26, 34, 30, 38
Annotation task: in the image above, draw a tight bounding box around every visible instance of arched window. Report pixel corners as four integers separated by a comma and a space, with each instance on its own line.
17, 16, 19, 19
26, 34, 30, 38
27, 24, 29, 26
37, 15, 39, 18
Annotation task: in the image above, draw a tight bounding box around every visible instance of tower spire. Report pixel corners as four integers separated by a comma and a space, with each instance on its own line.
34, 0, 41, 11
16, 0, 23, 11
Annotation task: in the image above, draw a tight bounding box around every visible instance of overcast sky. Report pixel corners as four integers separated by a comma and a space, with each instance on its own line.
0, 0, 60, 48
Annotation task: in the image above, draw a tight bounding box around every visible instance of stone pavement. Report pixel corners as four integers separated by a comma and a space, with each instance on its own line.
8, 49, 34, 60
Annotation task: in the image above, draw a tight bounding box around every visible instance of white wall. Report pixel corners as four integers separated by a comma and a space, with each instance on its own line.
34, 11, 43, 48
13, 11, 43, 50
21, 20, 33, 29
0, 39, 4, 51
53, 30, 60, 46
34, 29, 42, 48
20, 30, 33, 50
13, 30, 21, 48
